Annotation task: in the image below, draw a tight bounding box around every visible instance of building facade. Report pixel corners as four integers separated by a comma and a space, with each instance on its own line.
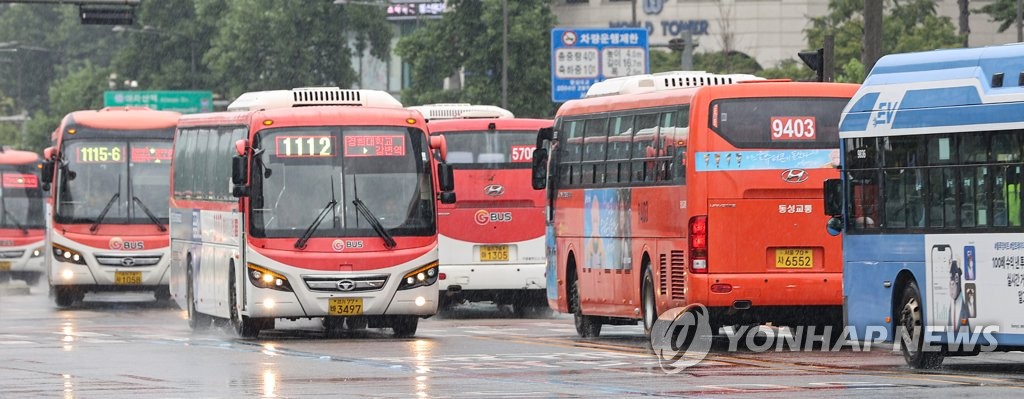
551, 0, 1019, 69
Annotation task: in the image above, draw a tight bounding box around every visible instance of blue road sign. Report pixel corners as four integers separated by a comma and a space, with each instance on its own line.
550, 27, 649, 103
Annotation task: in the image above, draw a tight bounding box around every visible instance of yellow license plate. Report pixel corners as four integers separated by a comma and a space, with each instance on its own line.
329, 298, 363, 316
480, 245, 509, 261
114, 271, 142, 285
0, 261, 10, 271
775, 249, 814, 269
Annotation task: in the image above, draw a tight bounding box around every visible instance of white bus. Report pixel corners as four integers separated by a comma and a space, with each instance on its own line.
169, 87, 455, 338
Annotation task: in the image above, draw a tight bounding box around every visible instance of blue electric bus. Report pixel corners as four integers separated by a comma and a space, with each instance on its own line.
825, 44, 1024, 368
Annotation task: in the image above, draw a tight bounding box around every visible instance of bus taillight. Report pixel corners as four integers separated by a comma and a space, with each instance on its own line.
688, 215, 708, 274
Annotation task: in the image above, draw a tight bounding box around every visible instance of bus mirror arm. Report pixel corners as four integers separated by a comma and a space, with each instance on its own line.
438, 191, 456, 204
535, 127, 553, 148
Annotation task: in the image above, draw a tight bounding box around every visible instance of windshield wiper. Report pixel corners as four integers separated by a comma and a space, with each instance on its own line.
295, 199, 337, 249
1, 206, 28, 235
353, 198, 397, 250
90, 192, 120, 233
132, 196, 166, 232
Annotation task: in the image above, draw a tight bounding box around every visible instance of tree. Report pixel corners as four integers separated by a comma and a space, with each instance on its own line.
0, 4, 122, 151
22, 62, 110, 151
0, 5, 116, 116
396, 0, 557, 118
805, 0, 962, 83
976, 0, 1020, 34
202, 0, 392, 99
111, 0, 220, 91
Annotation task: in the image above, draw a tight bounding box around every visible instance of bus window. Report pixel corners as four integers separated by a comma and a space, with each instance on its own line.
582, 118, 608, 185
846, 138, 879, 228
606, 115, 633, 184
928, 168, 957, 228
560, 120, 582, 186
632, 113, 659, 183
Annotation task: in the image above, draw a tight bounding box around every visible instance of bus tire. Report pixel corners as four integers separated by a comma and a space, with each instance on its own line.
229, 270, 268, 339
186, 265, 212, 331
22, 272, 42, 287
346, 316, 368, 330
898, 281, 944, 369
392, 316, 419, 338
641, 267, 658, 337
54, 286, 76, 308
570, 278, 602, 338
154, 286, 172, 302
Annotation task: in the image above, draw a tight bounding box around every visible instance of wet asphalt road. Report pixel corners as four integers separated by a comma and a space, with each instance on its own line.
1, 283, 1023, 398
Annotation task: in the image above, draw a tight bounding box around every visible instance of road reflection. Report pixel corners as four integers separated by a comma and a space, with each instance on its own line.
412, 338, 433, 397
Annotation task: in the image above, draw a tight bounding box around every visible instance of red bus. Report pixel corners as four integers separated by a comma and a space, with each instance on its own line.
40, 107, 180, 307
169, 88, 455, 338
409, 103, 552, 314
0, 148, 45, 286
532, 71, 858, 337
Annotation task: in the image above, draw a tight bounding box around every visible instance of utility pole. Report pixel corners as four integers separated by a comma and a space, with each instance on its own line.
631, 0, 637, 27
823, 34, 834, 82
1017, 0, 1023, 42
501, 0, 508, 109
862, 0, 883, 75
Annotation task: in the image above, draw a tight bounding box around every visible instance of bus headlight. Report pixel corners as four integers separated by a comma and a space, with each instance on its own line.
398, 261, 439, 290
31, 246, 44, 258
52, 244, 87, 265
247, 264, 293, 292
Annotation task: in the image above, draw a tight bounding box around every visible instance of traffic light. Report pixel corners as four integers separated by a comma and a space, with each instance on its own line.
798, 48, 824, 82
79, 5, 134, 25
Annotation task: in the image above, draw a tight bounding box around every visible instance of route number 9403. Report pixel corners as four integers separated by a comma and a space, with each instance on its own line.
770, 116, 816, 140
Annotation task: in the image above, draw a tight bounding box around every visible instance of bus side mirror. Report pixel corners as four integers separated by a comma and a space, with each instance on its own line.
438, 162, 454, 192
231, 156, 249, 197
823, 179, 843, 236
40, 160, 54, 184
439, 191, 456, 204
531, 148, 548, 190
823, 179, 842, 217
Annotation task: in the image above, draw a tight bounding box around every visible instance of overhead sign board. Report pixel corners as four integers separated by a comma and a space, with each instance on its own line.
550, 27, 649, 103
103, 90, 213, 114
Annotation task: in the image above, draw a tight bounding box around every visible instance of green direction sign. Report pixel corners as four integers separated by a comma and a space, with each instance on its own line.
103, 90, 213, 114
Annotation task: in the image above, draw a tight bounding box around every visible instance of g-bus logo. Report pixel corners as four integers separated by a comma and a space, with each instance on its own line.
474, 209, 513, 226
332, 239, 364, 252
109, 237, 144, 250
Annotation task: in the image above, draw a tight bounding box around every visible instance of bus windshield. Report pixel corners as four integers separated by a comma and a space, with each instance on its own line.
0, 166, 44, 230
439, 130, 536, 169
250, 126, 436, 239
55, 137, 173, 225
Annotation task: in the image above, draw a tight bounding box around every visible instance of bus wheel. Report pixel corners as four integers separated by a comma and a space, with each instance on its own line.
22, 272, 42, 287
186, 268, 212, 331
54, 286, 76, 308
229, 278, 267, 339
641, 267, 658, 337
570, 278, 602, 338
346, 316, 368, 330
392, 316, 419, 338
154, 286, 172, 303
898, 281, 944, 369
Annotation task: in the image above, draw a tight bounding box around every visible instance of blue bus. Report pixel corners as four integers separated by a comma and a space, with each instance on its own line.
825, 44, 1024, 368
